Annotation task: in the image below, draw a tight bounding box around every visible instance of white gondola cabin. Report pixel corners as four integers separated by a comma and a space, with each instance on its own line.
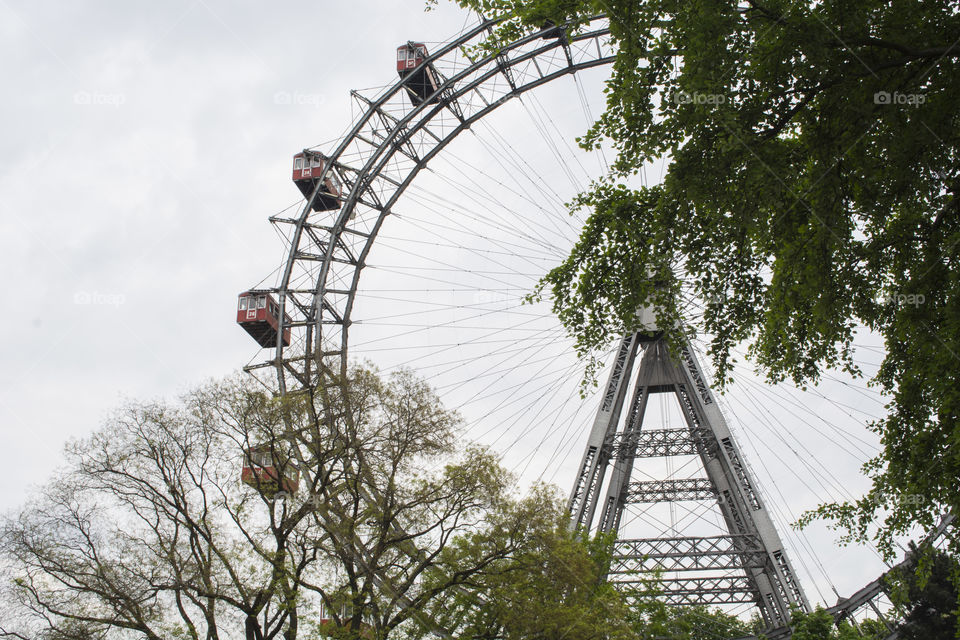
396, 42, 441, 106
237, 291, 291, 348
292, 150, 341, 211
241, 445, 299, 496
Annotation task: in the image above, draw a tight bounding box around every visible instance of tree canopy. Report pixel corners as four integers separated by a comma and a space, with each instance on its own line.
0, 367, 636, 640
886, 544, 960, 640
444, 0, 960, 560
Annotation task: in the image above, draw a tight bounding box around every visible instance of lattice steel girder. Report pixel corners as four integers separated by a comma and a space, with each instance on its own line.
626, 478, 718, 503
610, 534, 768, 573
675, 340, 809, 618
607, 428, 707, 458
596, 339, 660, 533
568, 333, 640, 529
618, 576, 760, 606
826, 513, 956, 628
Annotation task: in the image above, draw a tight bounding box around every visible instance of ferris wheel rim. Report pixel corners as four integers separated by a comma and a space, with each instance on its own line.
248, 15, 615, 395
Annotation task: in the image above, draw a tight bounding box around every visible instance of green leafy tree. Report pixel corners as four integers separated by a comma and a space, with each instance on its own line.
628, 602, 752, 640
786, 609, 843, 640
443, 0, 960, 563
1, 367, 612, 640
790, 608, 842, 640
412, 509, 638, 640
886, 545, 959, 640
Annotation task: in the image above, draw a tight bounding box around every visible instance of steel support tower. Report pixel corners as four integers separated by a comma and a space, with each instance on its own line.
568, 329, 810, 627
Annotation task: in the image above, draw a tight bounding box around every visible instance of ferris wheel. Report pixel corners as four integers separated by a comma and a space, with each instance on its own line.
235, 13, 917, 632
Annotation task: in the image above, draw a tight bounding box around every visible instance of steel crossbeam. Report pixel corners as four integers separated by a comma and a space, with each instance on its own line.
626, 478, 718, 503
619, 576, 760, 606
610, 535, 768, 573
607, 428, 705, 458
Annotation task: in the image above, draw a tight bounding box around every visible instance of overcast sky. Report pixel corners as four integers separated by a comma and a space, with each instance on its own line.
0, 0, 471, 497
0, 0, 905, 613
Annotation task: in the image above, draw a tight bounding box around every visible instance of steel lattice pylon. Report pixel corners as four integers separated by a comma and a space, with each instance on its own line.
567, 330, 810, 627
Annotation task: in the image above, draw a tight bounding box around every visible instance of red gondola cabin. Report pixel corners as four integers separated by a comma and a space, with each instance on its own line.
292, 150, 341, 211
396, 42, 441, 106
318, 603, 372, 639
241, 445, 299, 496
237, 291, 291, 348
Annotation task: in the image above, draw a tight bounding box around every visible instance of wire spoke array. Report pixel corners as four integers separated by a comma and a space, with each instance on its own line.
240, 11, 956, 640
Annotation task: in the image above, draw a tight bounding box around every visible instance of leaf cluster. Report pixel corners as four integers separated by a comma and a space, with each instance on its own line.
447, 0, 960, 571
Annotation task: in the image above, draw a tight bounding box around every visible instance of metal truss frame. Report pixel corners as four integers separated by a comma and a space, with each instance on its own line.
566, 333, 811, 628
610, 535, 768, 573
621, 576, 761, 606
626, 479, 718, 503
